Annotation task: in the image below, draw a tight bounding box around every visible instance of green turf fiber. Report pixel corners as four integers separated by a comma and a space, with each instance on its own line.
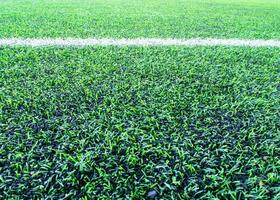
0, 0, 280, 39
1, 47, 279, 199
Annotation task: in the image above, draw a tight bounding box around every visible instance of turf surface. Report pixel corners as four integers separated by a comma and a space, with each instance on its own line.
1, 0, 280, 39
1, 47, 279, 199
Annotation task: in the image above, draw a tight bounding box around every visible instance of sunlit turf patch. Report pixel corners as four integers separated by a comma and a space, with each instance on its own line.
1, 0, 280, 39
0, 47, 279, 199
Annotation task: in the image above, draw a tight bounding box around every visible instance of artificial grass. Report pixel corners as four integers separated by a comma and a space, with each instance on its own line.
0, 0, 280, 39
0, 46, 279, 199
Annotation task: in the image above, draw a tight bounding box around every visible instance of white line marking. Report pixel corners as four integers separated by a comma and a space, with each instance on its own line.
0, 38, 280, 47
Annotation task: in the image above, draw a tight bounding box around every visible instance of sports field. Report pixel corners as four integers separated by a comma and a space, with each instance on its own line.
0, 0, 279, 199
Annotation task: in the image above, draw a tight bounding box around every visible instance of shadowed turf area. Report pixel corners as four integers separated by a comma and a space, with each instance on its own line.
1, 47, 279, 199
0, 0, 280, 39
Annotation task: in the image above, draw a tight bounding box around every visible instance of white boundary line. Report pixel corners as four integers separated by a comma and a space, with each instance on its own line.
0, 38, 280, 47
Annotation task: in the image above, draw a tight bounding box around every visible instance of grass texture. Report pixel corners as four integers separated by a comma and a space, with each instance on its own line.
0, 47, 279, 199
0, 0, 280, 39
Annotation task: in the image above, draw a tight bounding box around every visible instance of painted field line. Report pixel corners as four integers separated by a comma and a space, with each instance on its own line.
0, 38, 280, 47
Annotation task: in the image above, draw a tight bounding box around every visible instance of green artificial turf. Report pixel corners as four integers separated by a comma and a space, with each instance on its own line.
0, 47, 279, 199
0, 0, 280, 39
